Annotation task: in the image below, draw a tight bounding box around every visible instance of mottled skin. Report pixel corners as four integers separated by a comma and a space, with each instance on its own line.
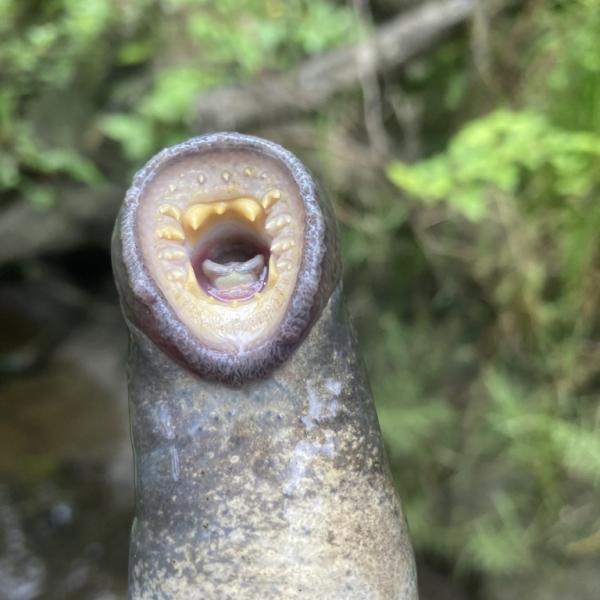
113, 134, 418, 599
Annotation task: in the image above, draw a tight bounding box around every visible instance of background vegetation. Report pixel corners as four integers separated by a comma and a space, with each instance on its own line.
1, 0, 599, 598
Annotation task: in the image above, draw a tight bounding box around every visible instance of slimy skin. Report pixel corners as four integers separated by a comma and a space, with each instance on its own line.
112, 133, 418, 599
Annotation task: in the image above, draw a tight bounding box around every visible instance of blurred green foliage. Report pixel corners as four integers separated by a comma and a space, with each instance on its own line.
101, 0, 356, 159
374, 0, 600, 576
1, 0, 599, 591
0, 0, 109, 201
0, 0, 355, 202
388, 110, 600, 219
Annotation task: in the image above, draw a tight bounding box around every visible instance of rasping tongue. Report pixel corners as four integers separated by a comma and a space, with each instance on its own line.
201, 254, 266, 301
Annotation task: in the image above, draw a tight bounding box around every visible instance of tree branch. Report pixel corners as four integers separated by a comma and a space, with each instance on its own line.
193, 0, 475, 131
0, 184, 120, 265
0, 0, 480, 266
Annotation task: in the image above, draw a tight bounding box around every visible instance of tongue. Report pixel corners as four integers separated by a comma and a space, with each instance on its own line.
202, 254, 265, 300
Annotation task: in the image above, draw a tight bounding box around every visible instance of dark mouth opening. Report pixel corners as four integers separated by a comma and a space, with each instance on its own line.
191, 222, 270, 302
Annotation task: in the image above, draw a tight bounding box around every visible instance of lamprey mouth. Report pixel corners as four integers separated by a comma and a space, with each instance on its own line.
187, 204, 271, 302
136, 148, 305, 354
114, 133, 341, 380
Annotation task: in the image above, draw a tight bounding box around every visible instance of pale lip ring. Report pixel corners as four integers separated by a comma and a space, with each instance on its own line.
116, 132, 337, 382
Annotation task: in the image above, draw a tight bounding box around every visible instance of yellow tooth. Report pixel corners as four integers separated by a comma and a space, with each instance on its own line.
156, 226, 184, 241
262, 189, 281, 210
167, 268, 186, 282
197, 173, 206, 184
230, 198, 264, 223
158, 249, 186, 261
184, 204, 215, 230
158, 204, 181, 221
276, 259, 292, 271
243, 167, 253, 177
222, 170, 231, 182
169, 184, 177, 193
265, 213, 291, 232
185, 197, 265, 231
271, 237, 295, 253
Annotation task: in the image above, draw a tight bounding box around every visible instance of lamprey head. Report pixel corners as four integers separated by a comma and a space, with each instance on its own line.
113, 133, 340, 382
138, 152, 305, 353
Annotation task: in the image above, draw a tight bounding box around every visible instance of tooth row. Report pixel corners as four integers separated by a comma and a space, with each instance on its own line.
276, 259, 293, 271
159, 204, 181, 221
271, 237, 295, 253
184, 198, 264, 231
265, 213, 291, 233
167, 268, 186, 282
156, 226, 185, 241
261, 189, 281, 210
165, 169, 277, 198
158, 249, 186, 261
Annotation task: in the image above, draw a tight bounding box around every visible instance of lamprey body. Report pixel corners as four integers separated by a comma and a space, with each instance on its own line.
112, 133, 418, 599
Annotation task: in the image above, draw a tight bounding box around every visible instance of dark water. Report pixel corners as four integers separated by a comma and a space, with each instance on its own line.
4, 281, 595, 600
0, 282, 474, 600
0, 289, 132, 600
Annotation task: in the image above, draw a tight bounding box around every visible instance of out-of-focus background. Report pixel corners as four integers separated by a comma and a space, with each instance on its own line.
1, 0, 599, 598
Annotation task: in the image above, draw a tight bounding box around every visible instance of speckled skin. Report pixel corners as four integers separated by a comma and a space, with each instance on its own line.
113, 134, 418, 599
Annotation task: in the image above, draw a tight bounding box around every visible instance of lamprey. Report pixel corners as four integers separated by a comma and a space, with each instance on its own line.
112, 133, 418, 599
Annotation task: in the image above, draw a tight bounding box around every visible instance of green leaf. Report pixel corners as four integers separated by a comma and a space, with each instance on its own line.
100, 114, 155, 161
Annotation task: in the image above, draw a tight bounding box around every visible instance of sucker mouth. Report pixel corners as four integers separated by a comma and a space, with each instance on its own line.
119, 133, 339, 378
138, 150, 305, 353
156, 189, 295, 304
